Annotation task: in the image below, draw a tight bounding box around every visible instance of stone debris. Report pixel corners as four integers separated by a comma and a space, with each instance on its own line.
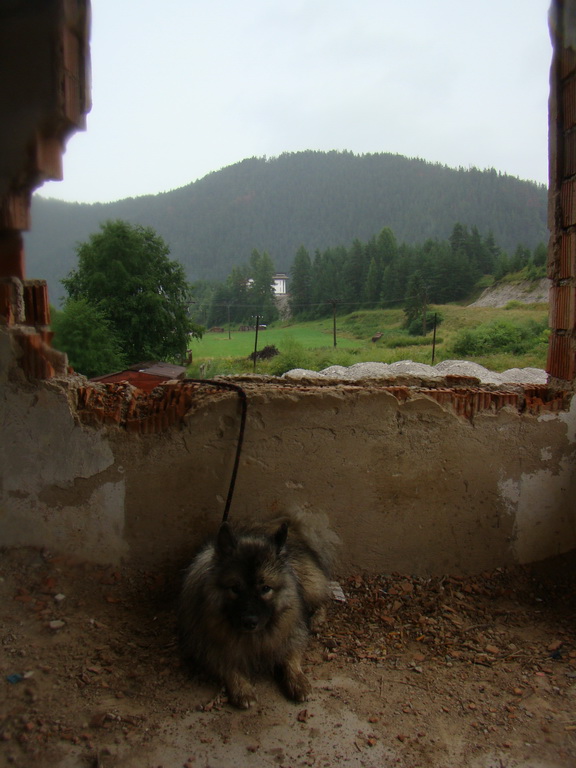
499, 367, 550, 384
329, 581, 347, 603
48, 619, 65, 630
284, 359, 548, 385
319, 566, 575, 667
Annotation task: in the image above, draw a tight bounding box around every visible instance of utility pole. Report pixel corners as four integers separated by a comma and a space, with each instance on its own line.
330, 299, 337, 347
253, 315, 261, 372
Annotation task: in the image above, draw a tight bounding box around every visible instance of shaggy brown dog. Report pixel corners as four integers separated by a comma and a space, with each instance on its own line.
179, 514, 338, 708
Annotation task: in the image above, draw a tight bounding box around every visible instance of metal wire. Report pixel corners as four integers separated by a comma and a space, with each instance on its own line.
183, 378, 247, 523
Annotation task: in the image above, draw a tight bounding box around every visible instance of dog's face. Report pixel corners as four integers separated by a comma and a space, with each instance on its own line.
214, 522, 288, 633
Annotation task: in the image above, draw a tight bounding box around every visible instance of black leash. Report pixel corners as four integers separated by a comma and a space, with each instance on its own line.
183, 379, 247, 523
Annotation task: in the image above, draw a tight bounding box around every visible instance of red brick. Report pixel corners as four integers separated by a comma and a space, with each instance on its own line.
547, 333, 576, 380
562, 77, 576, 129
0, 231, 25, 279
560, 180, 576, 226
549, 283, 576, 329
23, 280, 50, 326
559, 232, 576, 278
560, 47, 576, 80
564, 130, 576, 177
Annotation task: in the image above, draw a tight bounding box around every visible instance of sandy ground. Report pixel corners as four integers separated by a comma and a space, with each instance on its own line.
1, 547, 574, 768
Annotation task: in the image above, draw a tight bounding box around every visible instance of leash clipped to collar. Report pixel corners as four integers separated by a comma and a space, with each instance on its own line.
183, 379, 247, 523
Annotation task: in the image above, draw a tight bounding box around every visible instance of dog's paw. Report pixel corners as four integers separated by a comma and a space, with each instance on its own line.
309, 605, 327, 633
284, 670, 311, 702
227, 682, 257, 709
230, 691, 257, 709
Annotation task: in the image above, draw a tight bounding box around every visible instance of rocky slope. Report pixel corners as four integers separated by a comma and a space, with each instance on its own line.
469, 278, 550, 307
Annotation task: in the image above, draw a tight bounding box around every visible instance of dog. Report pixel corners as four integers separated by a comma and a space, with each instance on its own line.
178, 513, 338, 708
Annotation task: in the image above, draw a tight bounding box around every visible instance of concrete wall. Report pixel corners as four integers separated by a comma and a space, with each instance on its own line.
2, 329, 574, 576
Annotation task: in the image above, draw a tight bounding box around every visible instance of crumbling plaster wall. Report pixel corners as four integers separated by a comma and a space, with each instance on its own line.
1, 334, 574, 575
0, 331, 126, 561
117, 386, 575, 576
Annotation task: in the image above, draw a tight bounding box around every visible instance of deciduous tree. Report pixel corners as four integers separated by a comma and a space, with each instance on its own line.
52, 299, 126, 377
62, 220, 201, 364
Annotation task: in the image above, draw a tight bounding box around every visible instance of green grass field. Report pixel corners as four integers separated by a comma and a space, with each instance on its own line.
187, 303, 549, 377
192, 321, 363, 357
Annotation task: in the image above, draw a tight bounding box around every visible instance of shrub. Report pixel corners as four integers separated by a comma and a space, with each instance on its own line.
311, 347, 355, 370
52, 299, 126, 378
267, 340, 356, 376
267, 338, 311, 375
451, 319, 548, 357
385, 334, 443, 348
405, 311, 443, 337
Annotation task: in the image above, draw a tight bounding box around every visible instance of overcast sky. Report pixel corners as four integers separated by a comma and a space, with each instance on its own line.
38, 0, 552, 205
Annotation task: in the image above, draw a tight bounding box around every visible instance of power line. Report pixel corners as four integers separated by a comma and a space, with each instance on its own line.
192, 295, 425, 313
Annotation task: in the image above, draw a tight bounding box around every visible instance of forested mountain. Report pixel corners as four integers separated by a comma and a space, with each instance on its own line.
25, 150, 548, 305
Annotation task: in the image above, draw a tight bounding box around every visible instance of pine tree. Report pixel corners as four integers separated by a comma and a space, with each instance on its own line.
375, 227, 398, 268
310, 248, 345, 317
403, 271, 428, 333
248, 249, 278, 323
482, 231, 501, 274
289, 246, 312, 318
364, 256, 383, 305
342, 239, 368, 310
510, 244, 531, 272
449, 222, 469, 256
532, 242, 547, 268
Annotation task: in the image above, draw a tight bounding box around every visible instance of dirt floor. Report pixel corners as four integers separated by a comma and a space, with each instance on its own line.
1, 547, 575, 768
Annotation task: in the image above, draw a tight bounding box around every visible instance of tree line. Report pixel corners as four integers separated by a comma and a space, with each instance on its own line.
195, 249, 281, 328
26, 150, 548, 305
194, 223, 547, 327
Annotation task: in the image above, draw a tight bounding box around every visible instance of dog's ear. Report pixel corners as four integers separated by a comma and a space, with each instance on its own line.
273, 522, 288, 553
216, 522, 237, 557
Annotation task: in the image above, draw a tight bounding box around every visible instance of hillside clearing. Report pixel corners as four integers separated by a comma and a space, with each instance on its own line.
188, 303, 549, 377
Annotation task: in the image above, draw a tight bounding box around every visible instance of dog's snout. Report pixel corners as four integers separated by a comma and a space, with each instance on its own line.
242, 615, 259, 631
